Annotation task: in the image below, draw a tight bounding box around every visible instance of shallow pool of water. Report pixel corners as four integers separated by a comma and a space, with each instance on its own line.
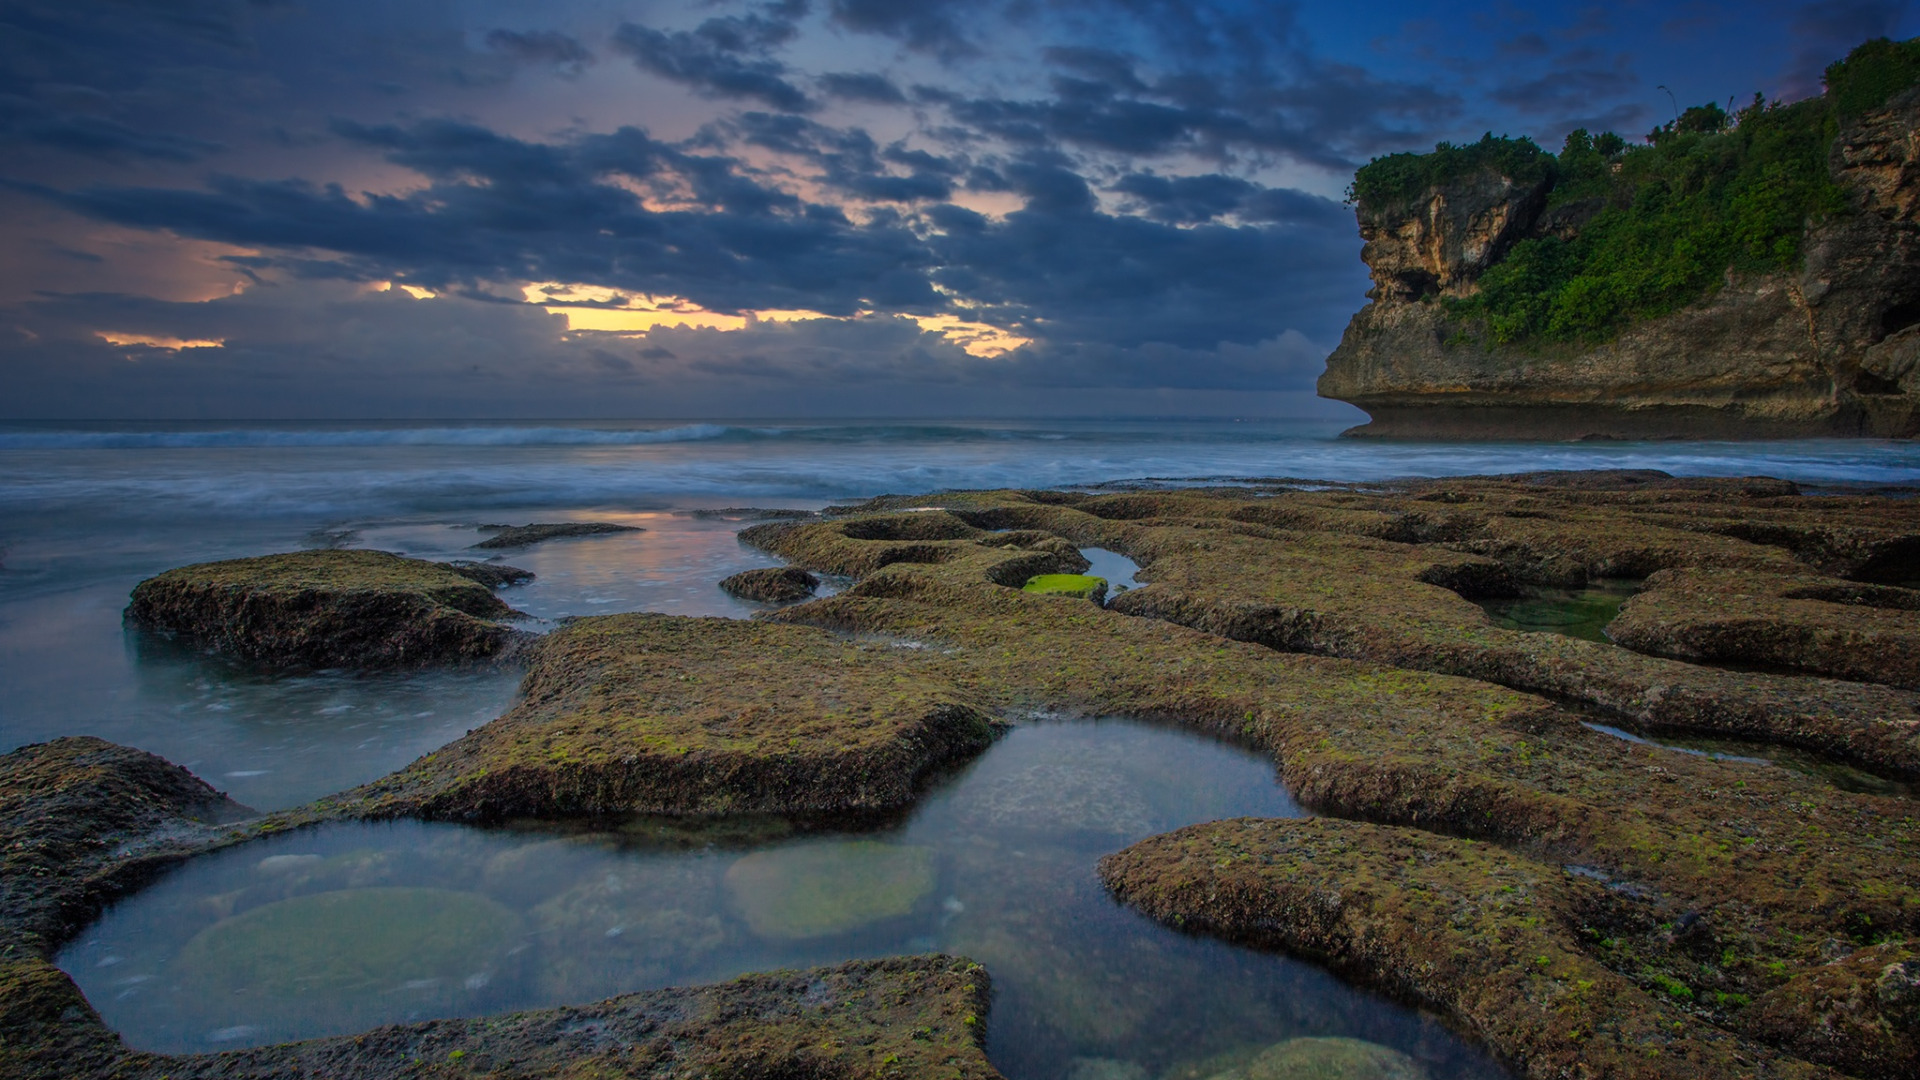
1477, 579, 1640, 642
1079, 547, 1144, 593
61, 719, 1506, 1079
1582, 721, 1915, 798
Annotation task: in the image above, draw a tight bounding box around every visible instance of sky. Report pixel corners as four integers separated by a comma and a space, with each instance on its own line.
1, 0, 1915, 420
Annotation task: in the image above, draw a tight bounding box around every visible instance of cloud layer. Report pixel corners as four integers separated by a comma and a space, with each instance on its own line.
1, 0, 1912, 417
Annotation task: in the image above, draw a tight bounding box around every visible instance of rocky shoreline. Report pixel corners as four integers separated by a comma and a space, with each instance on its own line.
8, 471, 1919, 1078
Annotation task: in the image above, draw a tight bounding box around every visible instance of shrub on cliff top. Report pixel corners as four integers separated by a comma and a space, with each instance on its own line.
1346, 133, 1554, 210
1826, 36, 1920, 118
1400, 34, 1920, 347
1460, 92, 1844, 344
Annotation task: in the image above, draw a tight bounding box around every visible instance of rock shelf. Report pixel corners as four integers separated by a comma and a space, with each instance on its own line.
12, 471, 1920, 1078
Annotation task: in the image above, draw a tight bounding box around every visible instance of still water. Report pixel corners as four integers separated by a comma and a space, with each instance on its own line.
0, 510, 806, 809
60, 720, 1507, 1080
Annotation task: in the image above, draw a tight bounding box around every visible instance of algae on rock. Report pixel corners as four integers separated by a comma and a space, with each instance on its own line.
125, 549, 528, 668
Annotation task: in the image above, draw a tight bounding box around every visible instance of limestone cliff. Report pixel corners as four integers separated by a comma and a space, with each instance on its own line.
1318, 89, 1920, 440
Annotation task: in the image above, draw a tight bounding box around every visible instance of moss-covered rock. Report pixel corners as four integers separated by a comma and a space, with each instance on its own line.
719, 566, 820, 603
1022, 573, 1108, 603
747, 480, 1919, 1076
1736, 941, 1920, 1080
1608, 567, 1920, 688
472, 521, 641, 548
338, 613, 1006, 821
724, 840, 935, 939
1, 952, 1002, 1080
126, 549, 528, 668
0, 737, 250, 955
441, 560, 535, 588
1099, 818, 1826, 1080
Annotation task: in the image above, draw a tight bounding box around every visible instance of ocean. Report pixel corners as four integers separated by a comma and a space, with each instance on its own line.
4, 416, 1917, 803
4, 417, 1916, 1076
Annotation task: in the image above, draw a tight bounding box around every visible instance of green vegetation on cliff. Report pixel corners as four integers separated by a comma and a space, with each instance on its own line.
1351, 37, 1919, 346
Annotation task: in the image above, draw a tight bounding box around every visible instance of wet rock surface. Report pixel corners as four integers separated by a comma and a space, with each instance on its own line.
125, 549, 530, 668
1608, 567, 1920, 688
3, 950, 998, 1080
338, 613, 1006, 821
719, 565, 820, 603
1100, 819, 1839, 1080
472, 521, 642, 548
15, 472, 1920, 1078
1, 737, 250, 955
1167, 1036, 1429, 1080
441, 559, 535, 588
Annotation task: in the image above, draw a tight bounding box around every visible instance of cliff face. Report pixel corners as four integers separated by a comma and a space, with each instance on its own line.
1318, 91, 1920, 439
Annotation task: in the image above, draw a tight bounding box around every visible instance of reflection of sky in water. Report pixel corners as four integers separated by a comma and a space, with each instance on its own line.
61, 720, 1508, 1080
0, 509, 819, 809
1079, 547, 1143, 592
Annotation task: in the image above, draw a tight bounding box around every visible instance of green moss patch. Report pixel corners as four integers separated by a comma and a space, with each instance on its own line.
1022, 573, 1109, 602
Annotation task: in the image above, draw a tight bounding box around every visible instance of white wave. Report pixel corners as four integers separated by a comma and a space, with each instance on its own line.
0, 424, 737, 449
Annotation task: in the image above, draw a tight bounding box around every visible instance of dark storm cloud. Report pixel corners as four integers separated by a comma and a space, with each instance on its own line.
484, 29, 595, 72
1492, 53, 1639, 115
828, 0, 975, 60
1497, 33, 1553, 58
26, 117, 941, 314
927, 165, 1363, 349
902, 3, 1461, 170
611, 12, 811, 111
818, 72, 907, 104
727, 112, 955, 202
21, 102, 1363, 352
1042, 48, 1150, 94
1114, 171, 1345, 226
0, 95, 222, 161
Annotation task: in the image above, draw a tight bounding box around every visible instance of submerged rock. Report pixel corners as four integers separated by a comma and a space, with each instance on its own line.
441, 560, 535, 588
724, 841, 934, 939
126, 549, 528, 668
719, 566, 820, 603
1175, 1037, 1427, 1080
472, 521, 641, 549
527, 861, 729, 999
167, 887, 521, 1033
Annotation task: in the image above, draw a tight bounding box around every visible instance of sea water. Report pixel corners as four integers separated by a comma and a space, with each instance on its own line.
6, 418, 1918, 1075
